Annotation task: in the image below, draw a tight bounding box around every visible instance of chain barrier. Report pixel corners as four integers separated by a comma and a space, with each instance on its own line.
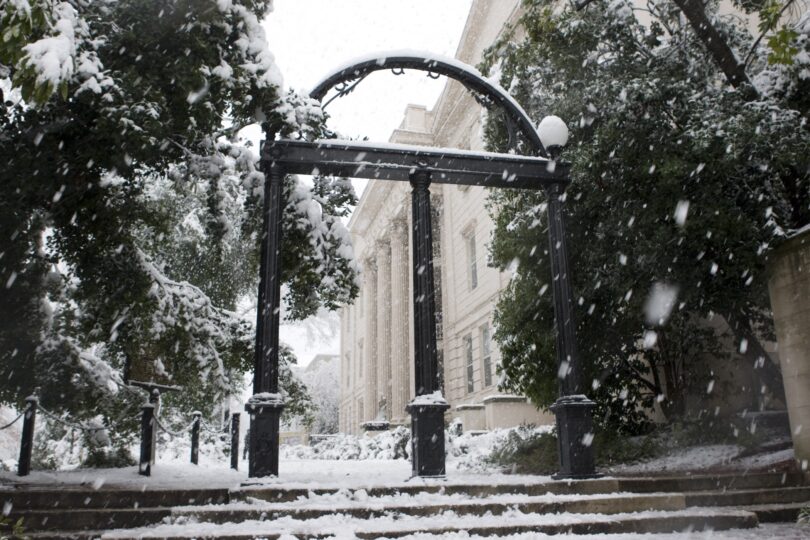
154, 416, 196, 439
200, 420, 227, 435
37, 404, 106, 433
0, 406, 30, 431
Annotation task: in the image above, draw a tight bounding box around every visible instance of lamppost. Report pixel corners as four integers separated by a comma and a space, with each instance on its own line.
538, 116, 600, 479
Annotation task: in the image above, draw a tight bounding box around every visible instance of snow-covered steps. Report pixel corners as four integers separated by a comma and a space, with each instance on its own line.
685, 485, 810, 507
170, 491, 689, 524
6, 471, 808, 539
740, 501, 810, 523
1, 486, 229, 510
0, 487, 229, 533
238, 470, 807, 502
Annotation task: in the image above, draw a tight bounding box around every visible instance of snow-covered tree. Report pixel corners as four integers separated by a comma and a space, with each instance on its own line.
483, 0, 808, 430
298, 355, 340, 434
0, 0, 358, 454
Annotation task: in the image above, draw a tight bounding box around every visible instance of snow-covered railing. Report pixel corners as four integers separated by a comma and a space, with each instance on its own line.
138, 407, 242, 477
4, 396, 37, 477
6, 393, 108, 477
7, 389, 243, 478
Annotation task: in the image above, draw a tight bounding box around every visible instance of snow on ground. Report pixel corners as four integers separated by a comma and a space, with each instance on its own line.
100, 507, 759, 539
611, 443, 794, 475
281, 424, 552, 471
0, 406, 23, 471
0, 462, 245, 490
0, 458, 566, 491
612, 445, 742, 474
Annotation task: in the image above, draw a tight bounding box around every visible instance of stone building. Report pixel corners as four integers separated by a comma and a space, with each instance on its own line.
338, 0, 553, 435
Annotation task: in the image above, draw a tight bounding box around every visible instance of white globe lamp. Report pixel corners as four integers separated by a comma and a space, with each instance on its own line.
537, 115, 569, 158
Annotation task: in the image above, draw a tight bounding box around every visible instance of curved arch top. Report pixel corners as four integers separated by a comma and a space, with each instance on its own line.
309, 50, 548, 158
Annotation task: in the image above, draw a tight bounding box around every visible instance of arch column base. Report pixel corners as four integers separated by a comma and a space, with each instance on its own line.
407, 399, 450, 478
550, 395, 602, 479
245, 395, 285, 478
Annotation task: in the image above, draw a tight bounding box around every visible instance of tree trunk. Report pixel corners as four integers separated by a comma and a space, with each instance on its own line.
670, 0, 758, 99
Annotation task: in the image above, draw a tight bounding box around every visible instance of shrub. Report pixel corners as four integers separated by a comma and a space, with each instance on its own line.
485, 427, 660, 475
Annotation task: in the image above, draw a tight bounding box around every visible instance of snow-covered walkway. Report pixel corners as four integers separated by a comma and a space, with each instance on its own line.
0, 457, 565, 492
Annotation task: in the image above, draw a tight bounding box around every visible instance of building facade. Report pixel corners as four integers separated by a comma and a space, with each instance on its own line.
339, 0, 553, 435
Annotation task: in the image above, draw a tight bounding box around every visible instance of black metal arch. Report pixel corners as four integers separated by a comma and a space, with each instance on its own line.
248, 52, 598, 482
309, 52, 549, 158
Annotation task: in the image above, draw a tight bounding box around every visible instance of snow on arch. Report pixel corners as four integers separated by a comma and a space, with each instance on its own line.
308, 49, 551, 157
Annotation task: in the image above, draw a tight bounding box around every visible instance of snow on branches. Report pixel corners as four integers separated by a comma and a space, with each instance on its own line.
0, 0, 356, 431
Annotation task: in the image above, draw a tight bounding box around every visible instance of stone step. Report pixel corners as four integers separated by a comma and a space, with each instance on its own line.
7, 472, 806, 535
614, 471, 805, 493
235, 477, 619, 503
73, 508, 760, 539
0, 487, 229, 510
742, 501, 810, 523
685, 485, 810, 507
4, 471, 799, 514
8, 492, 682, 533
8, 507, 172, 533
16, 482, 805, 535
235, 471, 804, 504
174, 492, 687, 525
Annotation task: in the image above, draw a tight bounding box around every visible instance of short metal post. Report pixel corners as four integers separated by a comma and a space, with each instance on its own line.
139, 404, 155, 476
230, 412, 240, 471
148, 389, 160, 465
17, 396, 38, 477
190, 412, 201, 465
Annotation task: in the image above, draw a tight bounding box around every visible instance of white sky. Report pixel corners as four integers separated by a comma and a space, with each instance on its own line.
258, 0, 473, 365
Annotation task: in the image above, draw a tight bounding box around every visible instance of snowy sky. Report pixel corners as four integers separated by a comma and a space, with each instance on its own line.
254, 0, 472, 366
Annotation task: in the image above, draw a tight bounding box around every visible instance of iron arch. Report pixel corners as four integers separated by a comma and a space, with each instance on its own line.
308, 51, 548, 158
246, 51, 598, 482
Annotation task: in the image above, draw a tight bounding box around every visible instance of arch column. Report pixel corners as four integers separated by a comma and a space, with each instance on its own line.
362, 258, 378, 423
390, 218, 410, 423
375, 239, 392, 420
405, 167, 449, 477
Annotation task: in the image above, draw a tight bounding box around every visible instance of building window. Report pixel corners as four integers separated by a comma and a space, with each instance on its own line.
464, 334, 474, 393
344, 352, 351, 387
357, 340, 364, 380
481, 323, 493, 387
466, 232, 478, 290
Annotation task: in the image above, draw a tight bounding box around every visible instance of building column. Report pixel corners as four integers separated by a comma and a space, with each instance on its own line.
407, 205, 416, 404
390, 219, 410, 424
376, 239, 392, 420
363, 258, 378, 423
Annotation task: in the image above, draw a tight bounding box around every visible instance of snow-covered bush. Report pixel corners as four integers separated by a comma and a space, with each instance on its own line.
278, 424, 557, 472
450, 424, 554, 472
281, 426, 411, 461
